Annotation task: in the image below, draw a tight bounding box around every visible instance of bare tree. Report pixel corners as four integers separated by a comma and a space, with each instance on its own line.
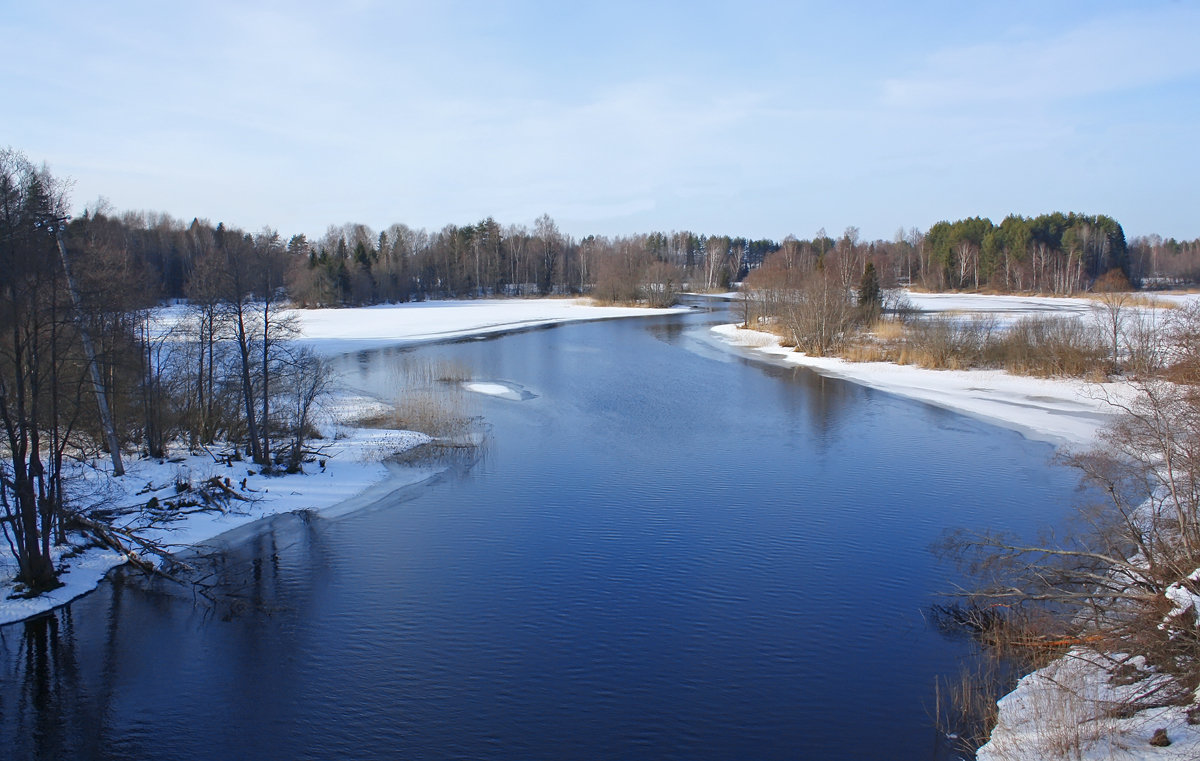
276, 346, 334, 472
0, 150, 91, 589
1091, 268, 1133, 373
704, 235, 728, 291
534, 214, 561, 295
780, 266, 856, 356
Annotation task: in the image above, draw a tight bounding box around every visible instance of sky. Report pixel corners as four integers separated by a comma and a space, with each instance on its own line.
4, 0, 1199, 242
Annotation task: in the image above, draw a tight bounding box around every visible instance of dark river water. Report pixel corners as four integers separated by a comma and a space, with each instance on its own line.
0, 302, 1085, 760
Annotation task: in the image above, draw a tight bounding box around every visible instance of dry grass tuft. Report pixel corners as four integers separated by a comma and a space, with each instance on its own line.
1080, 292, 1179, 309
355, 358, 479, 438
358, 391, 475, 439
869, 319, 906, 341
853, 314, 1108, 377
841, 343, 894, 363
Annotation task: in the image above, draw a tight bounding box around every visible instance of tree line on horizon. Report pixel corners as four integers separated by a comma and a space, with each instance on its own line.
69, 202, 1200, 309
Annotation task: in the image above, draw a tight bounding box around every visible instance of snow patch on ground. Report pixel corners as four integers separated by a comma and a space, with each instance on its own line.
464, 381, 513, 396
979, 651, 1200, 760
904, 291, 1099, 322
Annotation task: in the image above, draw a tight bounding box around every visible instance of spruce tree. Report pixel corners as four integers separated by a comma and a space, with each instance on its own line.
858, 261, 881, 311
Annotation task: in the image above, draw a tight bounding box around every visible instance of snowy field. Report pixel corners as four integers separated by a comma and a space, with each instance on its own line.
156, 297, 686, 356
906, 290, 1100, 323
1, 298, 682, 625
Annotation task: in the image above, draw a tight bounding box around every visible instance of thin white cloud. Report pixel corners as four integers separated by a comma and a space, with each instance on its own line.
883, 6, 1200, 108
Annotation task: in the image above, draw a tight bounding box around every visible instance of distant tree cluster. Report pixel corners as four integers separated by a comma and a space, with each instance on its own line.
1129, 235, 1200, 286
285, 221, 777, 307
923, 213, 1128, 293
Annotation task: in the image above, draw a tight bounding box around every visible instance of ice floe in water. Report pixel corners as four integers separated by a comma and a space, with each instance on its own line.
462, 380, 536, 401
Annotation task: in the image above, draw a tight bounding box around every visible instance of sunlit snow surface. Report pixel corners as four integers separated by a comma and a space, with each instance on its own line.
979, 650, 1200, 760
1, 298, 680, 625
462, 380, 535, 400
156, 297, 685, 356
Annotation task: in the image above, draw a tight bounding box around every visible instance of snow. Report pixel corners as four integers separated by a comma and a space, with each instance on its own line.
0, 544, 127, 628
709, 322, 1127, 449
979, 651, 1200, 760
2, 298, 679, 625
155, 297, 687, 357
904, 291, 1100, 323
463, 381, 529, 401
291, 298, 685, 355
1164, 569, 1200, 627
464, 381, 512, 396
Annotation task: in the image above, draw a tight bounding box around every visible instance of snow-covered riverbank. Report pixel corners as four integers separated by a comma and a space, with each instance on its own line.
0, 397, 431, 626
979, 649, 1200, 760
710, 322, 1126, 450
1, 298, 682, 626
710, 290, 1200, 449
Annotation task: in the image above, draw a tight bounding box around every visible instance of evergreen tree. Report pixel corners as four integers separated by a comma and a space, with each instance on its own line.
858, 261, 881, 323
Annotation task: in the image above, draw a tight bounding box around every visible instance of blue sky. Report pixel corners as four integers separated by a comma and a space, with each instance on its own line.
4, 1, 1198, 241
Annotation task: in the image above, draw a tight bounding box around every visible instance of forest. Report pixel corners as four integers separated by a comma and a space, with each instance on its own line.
62, 206, 1200, 310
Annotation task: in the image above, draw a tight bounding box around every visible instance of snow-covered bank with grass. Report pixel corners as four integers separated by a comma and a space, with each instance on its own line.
0, 395, 432, 626
711, 322, 1127, 449
979, 650, 1200, 760
2, 298, 680, 626
713, 290, 1200, 447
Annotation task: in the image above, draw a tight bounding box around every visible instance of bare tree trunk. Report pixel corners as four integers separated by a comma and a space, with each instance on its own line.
260, 298, 271, 469
53, 227, 124, 475
234, 303, 264, 465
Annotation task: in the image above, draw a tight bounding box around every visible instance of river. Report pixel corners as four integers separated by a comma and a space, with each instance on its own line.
0, 301, 1084, 759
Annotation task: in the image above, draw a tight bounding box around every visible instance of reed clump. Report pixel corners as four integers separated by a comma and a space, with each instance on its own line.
356, 358, 477, 438
844, 314, 1110, 378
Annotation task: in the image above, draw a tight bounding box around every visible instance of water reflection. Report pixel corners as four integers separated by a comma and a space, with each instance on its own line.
0, 613, 82, 759
158, 510, 333, 621
646, 319, 688, 344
